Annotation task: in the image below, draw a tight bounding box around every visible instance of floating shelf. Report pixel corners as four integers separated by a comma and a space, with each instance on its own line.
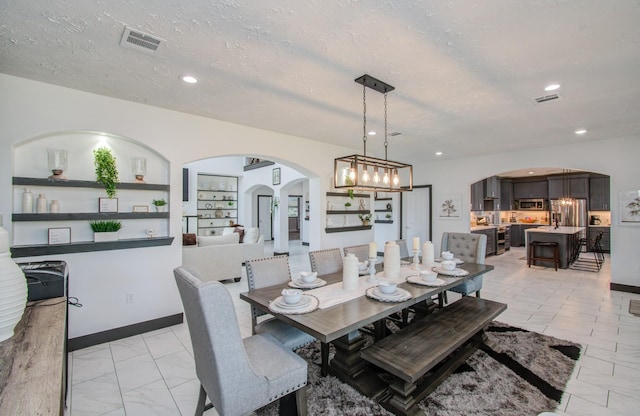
326, 192, 371, 198
12, 212, 169, 222
375, 220, 394, 224
10, 237, 175, 258
325, 225, 373, 233
374, 209, 392, 212
327, 210, 370, 215
13, 177, 170, 191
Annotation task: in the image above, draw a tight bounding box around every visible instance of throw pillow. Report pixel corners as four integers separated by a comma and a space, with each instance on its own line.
182, 233, 197, 246
197, 233, 239, 246
243, 227, 260, 244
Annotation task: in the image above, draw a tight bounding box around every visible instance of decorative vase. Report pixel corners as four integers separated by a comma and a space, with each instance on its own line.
22, 188, 33, 213
94, 232, 119, 242
36, 193, 48, 213
0, 226, 28, 342
155, 205, 168, 213
363, 220, 370, 226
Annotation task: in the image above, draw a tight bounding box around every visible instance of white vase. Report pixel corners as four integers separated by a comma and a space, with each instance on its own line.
94, 231, 119, 242
0, 226, 28, 342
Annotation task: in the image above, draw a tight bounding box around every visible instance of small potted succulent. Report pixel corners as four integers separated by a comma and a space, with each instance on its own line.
152, 199, 168, 212
344, 201, 352, 210
90, 220, 122, 242
358, 213, 372, 225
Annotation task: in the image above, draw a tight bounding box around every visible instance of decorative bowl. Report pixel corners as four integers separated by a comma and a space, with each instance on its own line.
420, 270, 437, 282
378, 281, 397, 294
441, 260, 456, 271
358, 261, 369, 272
441, 251, 454, 260
281, 289, 303, 304
299, 271, 318, 283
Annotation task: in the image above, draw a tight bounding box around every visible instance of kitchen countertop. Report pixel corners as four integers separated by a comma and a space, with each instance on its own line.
524, 226, 585, 234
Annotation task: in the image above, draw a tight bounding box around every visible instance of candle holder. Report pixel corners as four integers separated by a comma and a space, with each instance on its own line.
366, 257, 378, 283
413, 249, 421, 270
132, 157, 147, 183
47, 148, 68, 180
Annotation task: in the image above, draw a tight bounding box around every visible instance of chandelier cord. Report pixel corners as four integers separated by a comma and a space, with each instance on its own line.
384, 92, 388, 161
363, 84, 367, 157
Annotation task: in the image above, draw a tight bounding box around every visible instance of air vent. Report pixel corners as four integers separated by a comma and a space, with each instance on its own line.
533, 94, 560, 104
119, 26, 164, 54
390, 132, 402, 136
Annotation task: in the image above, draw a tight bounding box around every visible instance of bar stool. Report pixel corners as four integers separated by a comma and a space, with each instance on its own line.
528, 241, 560, 271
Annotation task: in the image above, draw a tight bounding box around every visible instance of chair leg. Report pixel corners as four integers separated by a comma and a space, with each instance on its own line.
195, 384, 206, 416
279, 387, 307, 416
320, 342, 330, 377
296, 386, 307, 416
475, 290, 481, 298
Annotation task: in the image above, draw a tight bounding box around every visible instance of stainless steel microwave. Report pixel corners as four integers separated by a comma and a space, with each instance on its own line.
515, 199, 546, 210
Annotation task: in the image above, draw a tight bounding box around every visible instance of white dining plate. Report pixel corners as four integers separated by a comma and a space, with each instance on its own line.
275, 295, 312, 309
435, 257, 464, 265
366, 287, 412, 303
406, 275, 446, 287
288, 277, 327, 289
431, 267, 469, 277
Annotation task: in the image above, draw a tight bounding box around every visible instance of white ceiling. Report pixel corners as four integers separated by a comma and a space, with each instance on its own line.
1, 1, 639, 169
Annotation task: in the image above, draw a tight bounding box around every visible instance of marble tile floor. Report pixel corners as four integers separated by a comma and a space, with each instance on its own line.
67, 242, 640, 416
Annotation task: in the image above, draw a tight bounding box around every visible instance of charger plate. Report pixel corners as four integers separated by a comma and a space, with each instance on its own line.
269, 294, 319, 314
432, 266, 469, 277
365, 287, 412, 303
288, 277, 327, 289
406, 275, 446, 287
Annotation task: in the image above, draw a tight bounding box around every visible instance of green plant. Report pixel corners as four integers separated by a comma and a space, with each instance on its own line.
93, 147, 119, 198
152, 199, 167, 206
385, 213, 392, 219
227, 201, 234, 207
89, 220, 123, 232
358, 213, 372, 222
344, 201, 352, 208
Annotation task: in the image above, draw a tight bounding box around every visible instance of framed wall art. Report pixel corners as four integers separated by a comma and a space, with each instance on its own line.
438, 194, 461, 219
99, 197, 118, 213
619, 190, 640, 224
272, 167, 281, 185
48, 227, 71, 245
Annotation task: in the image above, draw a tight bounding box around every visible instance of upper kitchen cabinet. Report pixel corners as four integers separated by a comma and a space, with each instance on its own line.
485, 176, 500, 199
471, 176, 501, 211
548, 174, 589, 199
589, 175, 611, 210
513, 180, 548, 199
500, 179, 514, 211
470, 180, 484, 211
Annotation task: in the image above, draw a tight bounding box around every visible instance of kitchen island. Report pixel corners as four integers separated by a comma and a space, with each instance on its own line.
525, 226, 585, 269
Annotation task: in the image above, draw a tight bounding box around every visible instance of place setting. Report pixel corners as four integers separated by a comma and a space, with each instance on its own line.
365, 281, 412, 303
269, 288, 319, 314
288, 271, 327, 289
406, 269, 447, 287
432, 259, 469, 277
434, 250, 464, 265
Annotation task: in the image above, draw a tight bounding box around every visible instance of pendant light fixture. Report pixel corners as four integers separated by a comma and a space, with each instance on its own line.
334, 74, 413, 192
561, 168, 575, 205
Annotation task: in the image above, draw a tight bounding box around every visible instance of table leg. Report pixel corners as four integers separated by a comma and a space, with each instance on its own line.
320, 342, 330, 377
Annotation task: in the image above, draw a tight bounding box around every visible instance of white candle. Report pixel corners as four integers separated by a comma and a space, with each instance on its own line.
413, 237, 420, 250
368, 242, 377, 258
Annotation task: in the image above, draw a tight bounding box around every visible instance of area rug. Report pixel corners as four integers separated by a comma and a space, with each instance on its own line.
630, 299, 640, 317
257, 322, 581, 416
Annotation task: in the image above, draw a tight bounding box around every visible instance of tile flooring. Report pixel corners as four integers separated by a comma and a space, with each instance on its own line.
67, 242, 640, 416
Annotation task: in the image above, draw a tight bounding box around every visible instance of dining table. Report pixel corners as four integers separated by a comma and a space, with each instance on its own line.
239, 259, 495, 398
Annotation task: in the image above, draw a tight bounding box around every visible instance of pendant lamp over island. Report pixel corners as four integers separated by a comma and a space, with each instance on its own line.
334, 74, 413, 192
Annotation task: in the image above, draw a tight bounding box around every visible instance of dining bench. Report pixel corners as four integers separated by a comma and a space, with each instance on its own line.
360, 296, 507, 415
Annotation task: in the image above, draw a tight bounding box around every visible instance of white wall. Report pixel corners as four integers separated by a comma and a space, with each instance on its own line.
1, 74, 638, 339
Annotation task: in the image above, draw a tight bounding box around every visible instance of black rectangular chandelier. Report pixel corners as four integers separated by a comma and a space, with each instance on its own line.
334, 74, 413, 192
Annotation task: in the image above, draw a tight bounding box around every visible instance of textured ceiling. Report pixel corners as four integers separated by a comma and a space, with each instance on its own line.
1, 0, 640, 167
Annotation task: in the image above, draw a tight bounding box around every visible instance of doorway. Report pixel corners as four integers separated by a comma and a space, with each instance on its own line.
288, 196, 302, 241
257, 195, 273, 241
401, 185, 433, 243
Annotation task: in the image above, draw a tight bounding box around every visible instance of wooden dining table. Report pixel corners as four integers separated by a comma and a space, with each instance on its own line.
240, 260, 495, 396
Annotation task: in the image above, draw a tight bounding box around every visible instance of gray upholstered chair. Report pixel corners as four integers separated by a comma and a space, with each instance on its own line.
245, 256, 316, 350
441, 232, 487, 297
309, 248, 343, 276
396, 239, 410, 258
173, 266, 308, 416
343, 244, 370, 262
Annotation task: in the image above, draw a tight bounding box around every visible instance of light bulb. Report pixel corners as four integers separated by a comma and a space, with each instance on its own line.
373, 169, 380, 183
383, 169, 390, 185
362, 166, 370, 182
349, 163, 356, 181
392, 169, 400, 186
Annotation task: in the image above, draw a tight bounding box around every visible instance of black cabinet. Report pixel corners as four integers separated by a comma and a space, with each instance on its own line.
510, 224, 521, 247
470, 180, 484, 211
471, 176, 501, 211
548, 175, 589, 199
513, 180, 548, 199
485, 176, 500, 199
500, 179, 514, 211
589, 176, 610, 210
472, 228, 496, 256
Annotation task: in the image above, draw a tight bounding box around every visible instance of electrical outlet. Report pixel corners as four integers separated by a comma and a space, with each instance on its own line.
126, 292, 135, 303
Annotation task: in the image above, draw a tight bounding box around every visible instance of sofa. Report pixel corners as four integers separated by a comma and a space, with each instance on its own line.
182, 227, 265, 282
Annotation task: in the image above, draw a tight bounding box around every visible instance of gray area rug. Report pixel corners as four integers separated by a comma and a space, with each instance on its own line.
257, 321, 581, 416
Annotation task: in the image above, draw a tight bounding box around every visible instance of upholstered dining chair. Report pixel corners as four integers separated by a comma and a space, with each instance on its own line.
343, 244, 370, 262
395, 239, 410, 258
441, 232, 487, 298
245, 255, 316, 350
309, 248, 343, 276
173, 266, 308, 416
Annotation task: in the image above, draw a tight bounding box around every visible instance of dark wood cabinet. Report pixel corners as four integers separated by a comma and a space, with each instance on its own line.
589, 176, 610, 210
472, 228, 496, 256
500, 179, 514, 211
510, 224, 522, 247
470, 180, 484, 211
548, 175, 589, 199
513, 180, 548, 199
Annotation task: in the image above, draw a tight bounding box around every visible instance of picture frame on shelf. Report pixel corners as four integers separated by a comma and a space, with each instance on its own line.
132, 205, 149, 213
272, 167, 281, 185
48, 227, 71, 245
99, 197, 119, 213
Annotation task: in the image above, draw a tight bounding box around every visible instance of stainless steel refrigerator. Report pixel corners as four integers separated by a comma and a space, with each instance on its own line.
551, 199, 587, 237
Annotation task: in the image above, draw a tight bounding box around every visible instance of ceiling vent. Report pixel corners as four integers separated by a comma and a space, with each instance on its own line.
533, 94, 560, 104
119, 26, 164, 54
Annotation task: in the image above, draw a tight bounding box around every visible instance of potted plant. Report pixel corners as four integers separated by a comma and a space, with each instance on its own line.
344, 201, 352, 210
152, 199, 168, 212
93, 147, 119, 198
385, 213, 392, 220
358, 213, 372, 225
90, 220, 122, 242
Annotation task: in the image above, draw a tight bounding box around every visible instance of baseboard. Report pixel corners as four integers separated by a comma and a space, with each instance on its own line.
68, 313, 183, 351
610, 283, 640, 294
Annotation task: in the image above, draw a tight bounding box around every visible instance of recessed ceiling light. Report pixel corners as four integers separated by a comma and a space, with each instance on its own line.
181, 75, 198, 84
575, 129, 587, 135
545, 84, 560, 91
435, 151, 443, 156
368, 131, 376, 136
528, 171, 535, 175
